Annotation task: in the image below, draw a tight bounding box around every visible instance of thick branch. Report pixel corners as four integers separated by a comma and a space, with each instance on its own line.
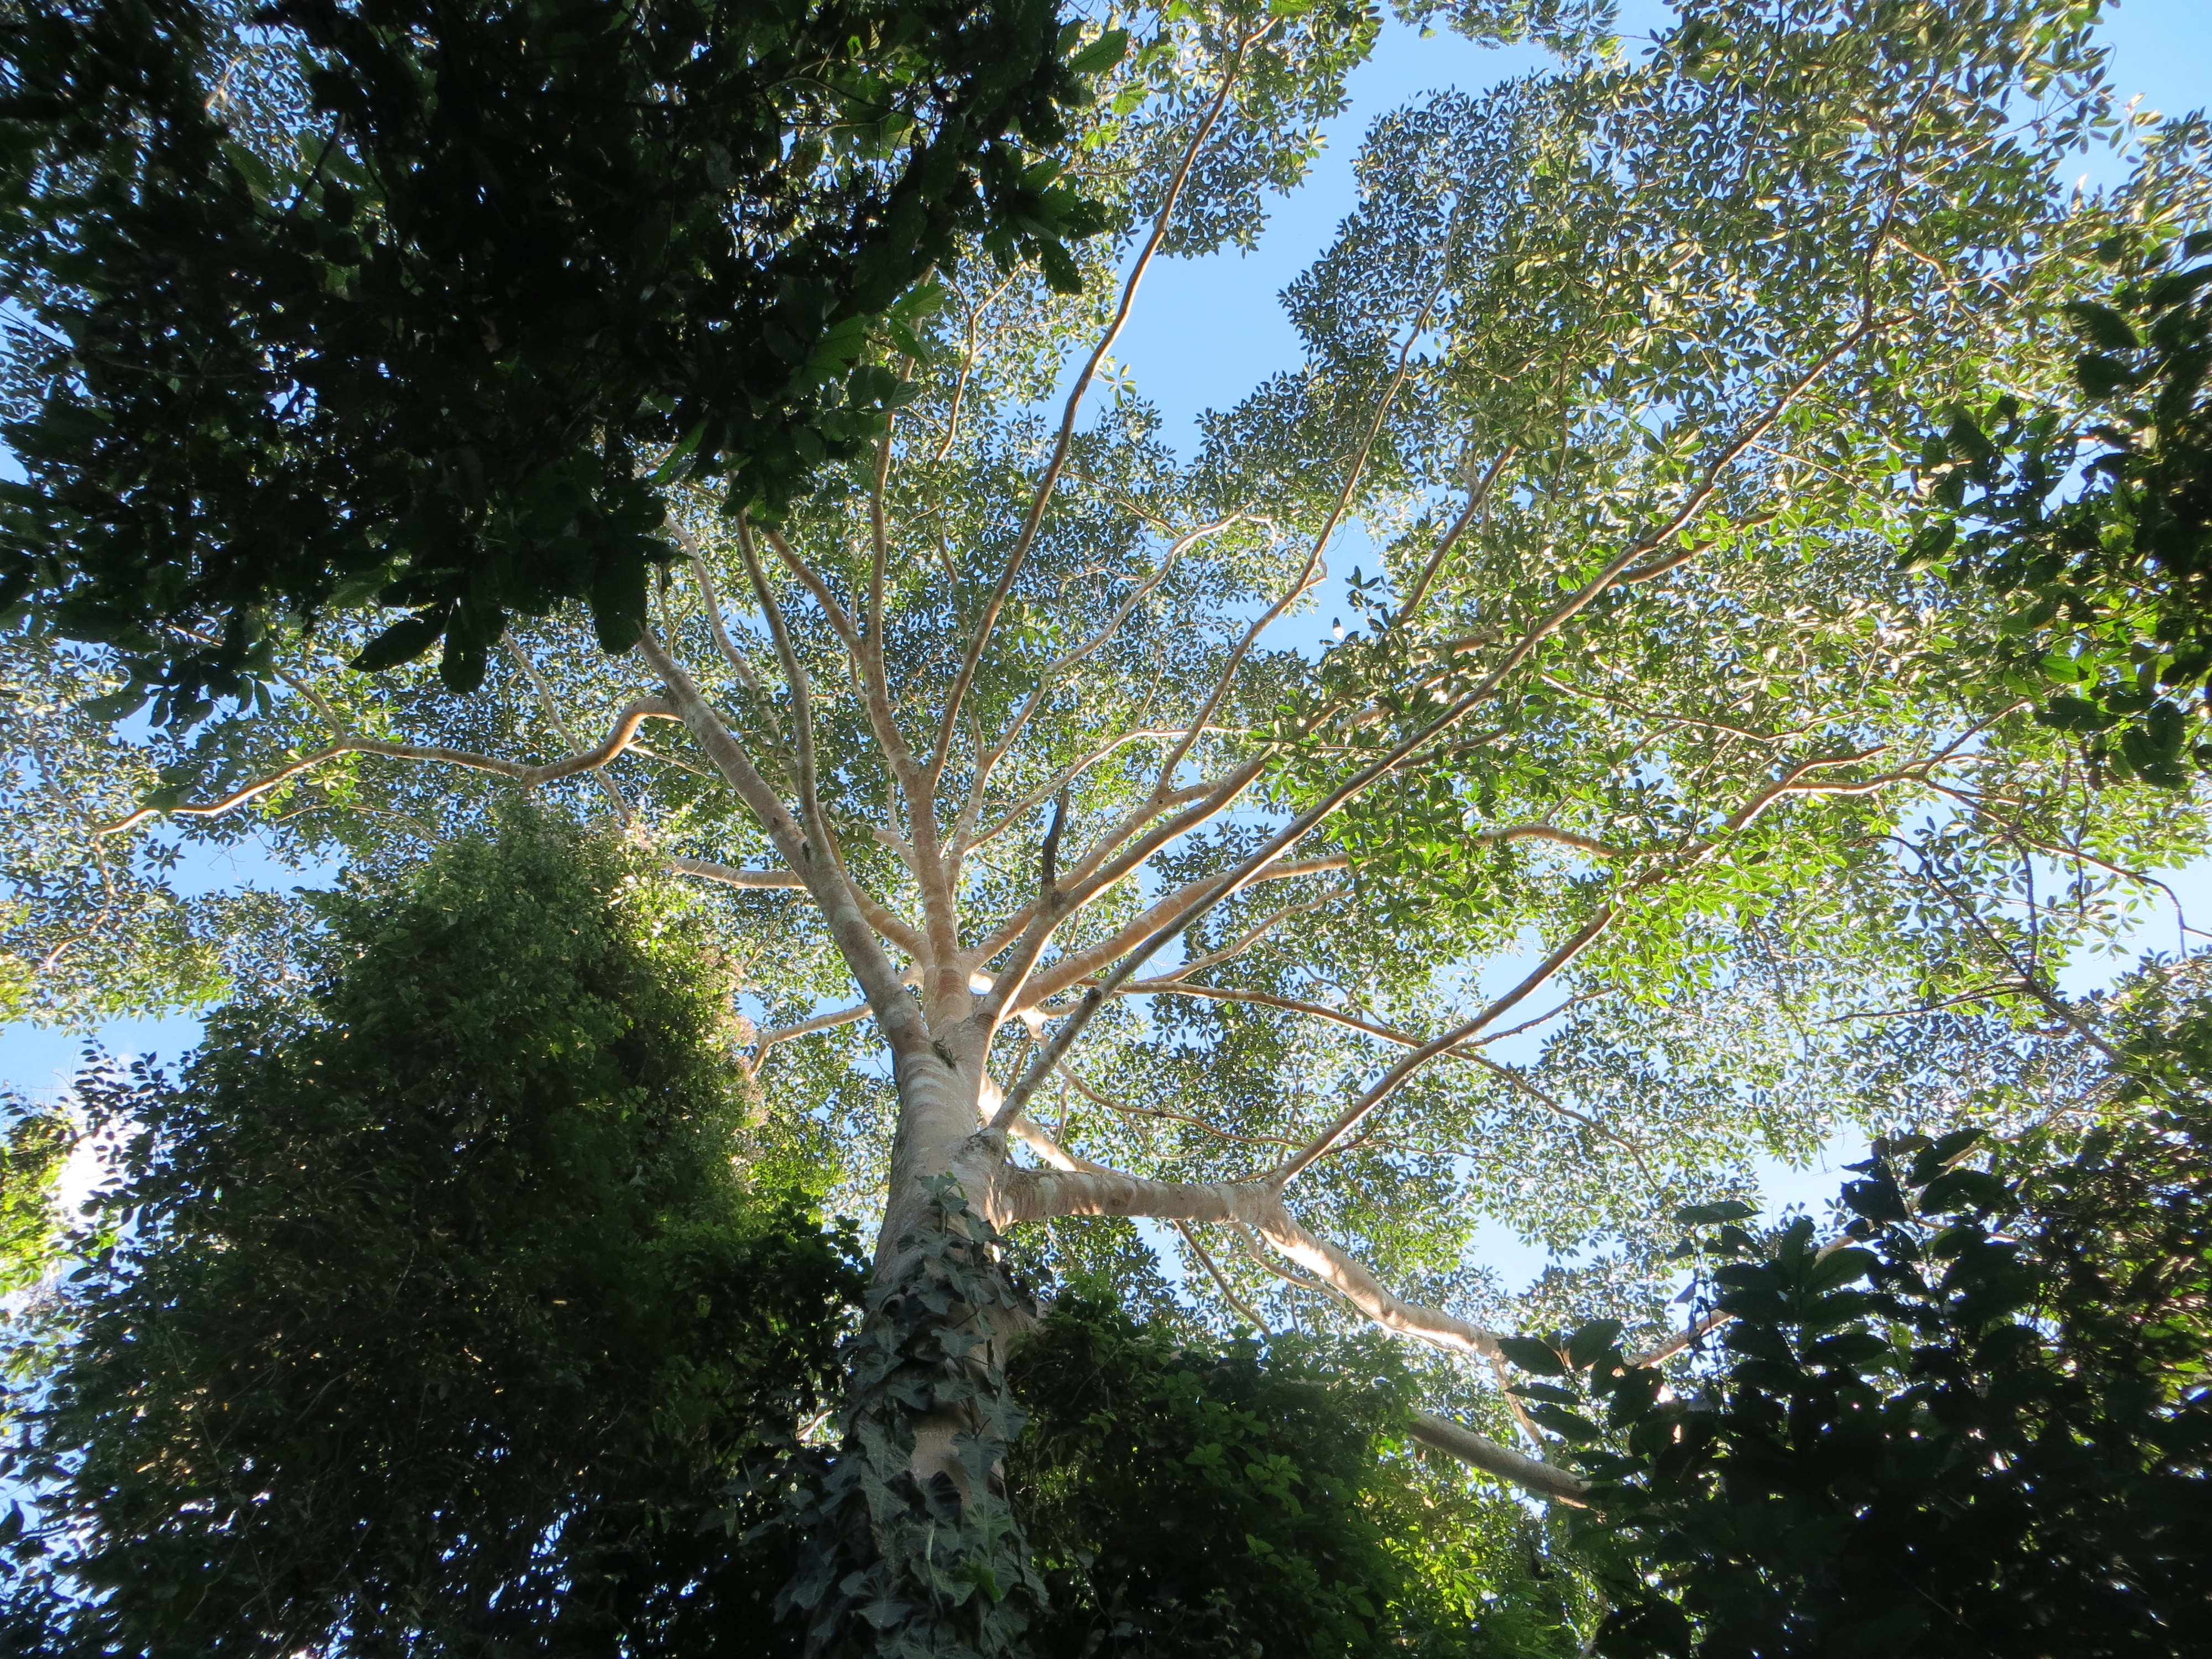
1003, 1168, 1509, 1364
1408, 1411, 1588, 1505
637, 629, 928, 1055
502, 634, 631, 820
667, 856, 806, 890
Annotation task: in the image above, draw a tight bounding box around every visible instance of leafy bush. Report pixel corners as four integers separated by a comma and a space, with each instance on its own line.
1535, 1042, 2212, 1656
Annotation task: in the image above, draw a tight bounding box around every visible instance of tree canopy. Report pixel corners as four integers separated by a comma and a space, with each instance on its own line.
3, 0, 2210, 1651
1917, 223, 2212, 786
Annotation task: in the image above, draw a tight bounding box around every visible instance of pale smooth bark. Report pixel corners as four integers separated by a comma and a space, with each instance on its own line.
1408, 1412, 1588, 1505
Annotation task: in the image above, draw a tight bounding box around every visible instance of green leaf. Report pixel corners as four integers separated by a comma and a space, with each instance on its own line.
2075, 352, 2141, 400
1037, 241, 1083, 296
648, 420, 708, 484
1917, 1168, 2011, 1215
1567, 1318, 1624, 1370
1676, 1199, 1757, 1226
1804, 1246, 1876, 1293
1497, 1335, 1568, 1375
81, 687, 148, 721
1523, 1402, 1603, 1443
1067, 27, 1130, 76
352, 613, 446, 673
2063, 300, 2140, 352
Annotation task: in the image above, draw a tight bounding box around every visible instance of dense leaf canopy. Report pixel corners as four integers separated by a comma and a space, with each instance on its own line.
1011, 1292, 1583, 1658
0, 0, 1115, 716
1554, 964, 2212, 1656
1918, 214, 2212, 786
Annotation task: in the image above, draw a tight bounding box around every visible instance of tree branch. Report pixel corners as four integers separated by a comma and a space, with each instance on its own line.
1151, 278, 1449, 796
667, 855, 806, 891
1392, 446, 1517, 626
636, 628, 929, 1055
1408, 1411, 1588, 1505
953, 518, 1239, 851
926, 28, 1265, 789
1174, 1221, 1275, 1336
98, 700, 680, 835
1269, 904, 1621, 1186
986, 675, 1507, 1132
1453, 321, 1879, 708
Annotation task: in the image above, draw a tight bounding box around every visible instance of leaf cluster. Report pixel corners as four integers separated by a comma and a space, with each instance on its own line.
1916, 221, 2212, 786
0, 1097, 67, 1303
1009, 1291, 1588, 1658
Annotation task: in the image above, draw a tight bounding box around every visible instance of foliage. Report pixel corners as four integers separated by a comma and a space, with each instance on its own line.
0, 1090, 69, 1494
3, 0, 2211, 1648
1010, 1291, 1592, 1658
8, 813, 865, 1657
1917, 208, 2212, 786
0, 1095, 66, 1301
1540, 1017, 2212, 1656
0, 0, 1119, 714
0, 629, 324, 1029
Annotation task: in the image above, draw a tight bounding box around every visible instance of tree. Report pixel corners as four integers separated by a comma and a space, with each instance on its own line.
9, 815, 862, 1657
0, 0, 1116, 717
3, 0, 2209, 1650
1550, 959, 2212, 1657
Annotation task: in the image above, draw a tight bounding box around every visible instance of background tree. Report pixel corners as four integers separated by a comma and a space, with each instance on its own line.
2, 0, 2209, 1651
8, 815, 862, 1658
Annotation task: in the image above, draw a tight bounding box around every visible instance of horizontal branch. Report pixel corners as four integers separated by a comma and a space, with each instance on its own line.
1003, 1165, 1507, 1361
668, 856, 806, 890
100, 700, 680, 835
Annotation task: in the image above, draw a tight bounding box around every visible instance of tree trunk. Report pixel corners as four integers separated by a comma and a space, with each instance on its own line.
784, 1039, 1044, 1659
